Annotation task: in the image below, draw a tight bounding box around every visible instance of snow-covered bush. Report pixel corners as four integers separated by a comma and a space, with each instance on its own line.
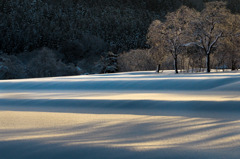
101, 52, 118, 73
26, 48, 80, 78
59, 34, 107, 64
118, 49, 156, 72
0, 53, 26, 79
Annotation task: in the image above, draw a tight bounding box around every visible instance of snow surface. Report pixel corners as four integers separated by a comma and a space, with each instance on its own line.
0, 70, 240, 159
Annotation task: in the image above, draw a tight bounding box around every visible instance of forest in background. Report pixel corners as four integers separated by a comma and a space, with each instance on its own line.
0, 0, 240, 79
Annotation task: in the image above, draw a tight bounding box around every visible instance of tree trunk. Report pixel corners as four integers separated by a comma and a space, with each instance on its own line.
206, 54, 210, 73
156, 64, 160, 73
187, 59, 190, 73
174, 58, 178, 74
231, 60, 236, 71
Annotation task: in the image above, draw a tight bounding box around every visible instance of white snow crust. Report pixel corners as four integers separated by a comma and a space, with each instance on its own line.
0, 70, 240, 159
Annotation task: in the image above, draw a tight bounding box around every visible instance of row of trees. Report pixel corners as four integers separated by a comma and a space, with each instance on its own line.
146, 2, 240, 73
0, 34, 118, 79
1, 0, 240, 79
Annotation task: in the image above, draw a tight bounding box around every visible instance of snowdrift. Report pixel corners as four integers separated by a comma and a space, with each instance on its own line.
0, 71, 240, 159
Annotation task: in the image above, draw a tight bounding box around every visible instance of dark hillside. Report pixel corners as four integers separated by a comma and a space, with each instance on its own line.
1, 0, 238, 54
0, 0, 240, 79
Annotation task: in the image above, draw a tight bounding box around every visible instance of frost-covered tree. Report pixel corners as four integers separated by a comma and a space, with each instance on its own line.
147, 6, 195, 73
222, 14, 240, 70
189, 2, 230, 73
0, 53, 26, 79
146, 2, 240, 73
101, 52, 118, 73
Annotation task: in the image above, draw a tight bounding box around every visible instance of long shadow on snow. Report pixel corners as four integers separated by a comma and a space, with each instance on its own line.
0, 99, 239, 120
0, 78, 239, 91
0, 140, 238, 159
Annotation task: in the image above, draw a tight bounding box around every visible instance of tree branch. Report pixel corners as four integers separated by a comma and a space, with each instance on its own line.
208, 32, 223, 54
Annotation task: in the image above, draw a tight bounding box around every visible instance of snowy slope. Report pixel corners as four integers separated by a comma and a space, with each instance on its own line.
0, 71, 240, 159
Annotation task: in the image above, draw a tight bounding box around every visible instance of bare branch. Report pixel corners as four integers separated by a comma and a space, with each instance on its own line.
208, 32, 223, 54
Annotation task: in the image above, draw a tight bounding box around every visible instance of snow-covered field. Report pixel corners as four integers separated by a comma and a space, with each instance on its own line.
0, 71, 240, 159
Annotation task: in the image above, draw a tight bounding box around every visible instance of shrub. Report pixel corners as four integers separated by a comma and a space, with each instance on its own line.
27, 48, 80, 78
101, 52, 118, 73
0, 53, 26, 79
118, 49, 156, 72
59, 34, 107, 64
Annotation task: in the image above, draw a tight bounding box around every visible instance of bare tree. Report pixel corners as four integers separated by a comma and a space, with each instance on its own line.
222, 14, 240, 70
189, 2, 230, 73
148, 47, 166, 73
147, 6, 195, 73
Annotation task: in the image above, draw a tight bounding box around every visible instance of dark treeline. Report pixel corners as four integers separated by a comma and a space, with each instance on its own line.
0, 0, 160, 54
0, 0, 240, 79
1, 0, 240, 54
